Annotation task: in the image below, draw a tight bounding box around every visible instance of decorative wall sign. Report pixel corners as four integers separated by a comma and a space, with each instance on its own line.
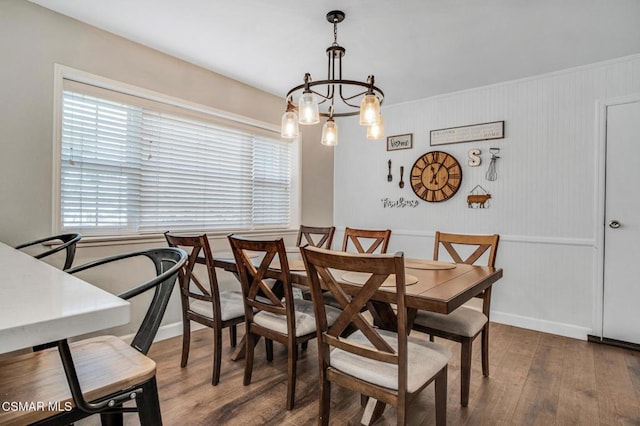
387, 133, 413, 151
410, 151, 462, 202
468, 148, 482, 166
381, 197, 419, 208
467, 185, 492, 208
430, 121, 504, 146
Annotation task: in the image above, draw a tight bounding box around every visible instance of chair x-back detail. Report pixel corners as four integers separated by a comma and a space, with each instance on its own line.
15, 233, 82, 271
164, 232, 245, 386
412, 231, 500, 407
228, 235, 341, 410
301, 247, 451, 426
341, 227, 391, 254
434, 232, 499, 267
296, 225, 335, 249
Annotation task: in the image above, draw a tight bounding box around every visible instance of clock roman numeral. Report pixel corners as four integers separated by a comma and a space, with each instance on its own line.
417, 186, 427, 199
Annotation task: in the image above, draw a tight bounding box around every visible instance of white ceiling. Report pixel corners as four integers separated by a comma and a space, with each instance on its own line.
30, 0, 640, 107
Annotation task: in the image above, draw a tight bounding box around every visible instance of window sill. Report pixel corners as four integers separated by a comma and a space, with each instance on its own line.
73, 228, 299, 248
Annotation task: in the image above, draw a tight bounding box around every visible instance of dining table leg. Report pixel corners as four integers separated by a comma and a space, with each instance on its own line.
230, 336, 247, 361
367, 301, 398, 331
361, 398, 387, 425
367, 302, 418, 330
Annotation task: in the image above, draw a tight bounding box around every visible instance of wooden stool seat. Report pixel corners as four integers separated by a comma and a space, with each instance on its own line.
0, 336, 156, 425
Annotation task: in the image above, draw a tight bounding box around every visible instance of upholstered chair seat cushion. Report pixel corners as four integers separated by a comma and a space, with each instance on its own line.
413, 306, 488, 338
330, 329, 452, 393
254, 299, 342, 336
190, 291, 245, 321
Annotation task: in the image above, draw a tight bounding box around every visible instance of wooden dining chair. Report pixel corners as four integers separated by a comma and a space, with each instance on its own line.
301, 246, 451, 425
341, 227, 391, 254
228, 234, 341, 410
296, 225, 335, 249
164, 232, 245, 386
297, 225, 335, 308
0, 247, 187, 426
411, 231, 500, 407
332, 227, 391, 320
15, 232, 82, 270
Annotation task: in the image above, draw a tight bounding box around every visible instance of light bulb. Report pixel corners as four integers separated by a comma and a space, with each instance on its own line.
359, 94, 381, 126
321, 118, 338, 146
366, 116, 385, 140
297, 92, 320, 125
280, 110, 299, 139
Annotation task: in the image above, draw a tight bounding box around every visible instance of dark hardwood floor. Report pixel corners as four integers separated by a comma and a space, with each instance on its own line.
80, 322, 640, 425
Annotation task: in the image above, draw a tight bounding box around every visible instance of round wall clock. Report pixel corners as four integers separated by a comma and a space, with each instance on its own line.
410, 151, 462, 202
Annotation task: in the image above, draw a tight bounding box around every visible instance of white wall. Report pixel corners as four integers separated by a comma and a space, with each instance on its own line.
334, 54, 640, 339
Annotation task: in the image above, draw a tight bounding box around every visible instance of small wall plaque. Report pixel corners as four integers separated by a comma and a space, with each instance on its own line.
386, 133, 413, 151
430, 121, 504, 146
467, 185, 492, 209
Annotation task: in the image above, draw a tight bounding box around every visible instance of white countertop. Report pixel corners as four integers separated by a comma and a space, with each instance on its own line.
0, 242, 130, 354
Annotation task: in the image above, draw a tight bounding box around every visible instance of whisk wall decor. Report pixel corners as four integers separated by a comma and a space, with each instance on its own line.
485, 148, 500, 181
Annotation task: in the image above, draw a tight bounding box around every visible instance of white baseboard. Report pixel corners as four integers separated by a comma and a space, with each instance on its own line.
120, 321, 206, 345
154, 321, 188, 342
491, 311, 592, 341
124, 315, 591, 345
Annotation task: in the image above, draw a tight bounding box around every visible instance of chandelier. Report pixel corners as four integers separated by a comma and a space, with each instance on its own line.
280, 10, 385, 146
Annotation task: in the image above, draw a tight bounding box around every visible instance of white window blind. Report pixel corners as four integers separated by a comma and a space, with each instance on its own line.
59, 82, 293, 236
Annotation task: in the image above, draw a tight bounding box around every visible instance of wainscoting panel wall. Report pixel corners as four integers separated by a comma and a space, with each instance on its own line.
333, 54, 640, 339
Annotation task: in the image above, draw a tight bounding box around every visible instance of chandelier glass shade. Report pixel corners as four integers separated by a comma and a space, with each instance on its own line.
366, 115, 385, 140
359, 94, 382, 126
281, 10, 384, 145
280, 109, 299, 139
297, 91, 320, 125
321, 117, 338, 146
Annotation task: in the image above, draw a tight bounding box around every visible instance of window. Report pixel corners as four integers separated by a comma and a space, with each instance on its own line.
56, 72, 297, 237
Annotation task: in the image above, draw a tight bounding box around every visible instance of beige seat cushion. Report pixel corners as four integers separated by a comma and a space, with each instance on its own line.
413, 306, 488, 337
190, 291, 245, 322
330, 329, 451, 393
253, 299, 341, 337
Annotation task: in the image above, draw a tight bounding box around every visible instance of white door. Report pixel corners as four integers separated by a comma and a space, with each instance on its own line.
602, 99, 640, 345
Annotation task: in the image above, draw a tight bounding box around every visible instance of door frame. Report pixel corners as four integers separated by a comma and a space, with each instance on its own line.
592, 94, 640, 341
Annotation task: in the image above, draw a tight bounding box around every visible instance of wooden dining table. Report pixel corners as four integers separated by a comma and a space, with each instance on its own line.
210, 249, 502, 347
210, 248, 503, 424
213, 250, 502, 313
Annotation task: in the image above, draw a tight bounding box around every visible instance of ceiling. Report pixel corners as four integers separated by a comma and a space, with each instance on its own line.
29, 0, 640, 107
